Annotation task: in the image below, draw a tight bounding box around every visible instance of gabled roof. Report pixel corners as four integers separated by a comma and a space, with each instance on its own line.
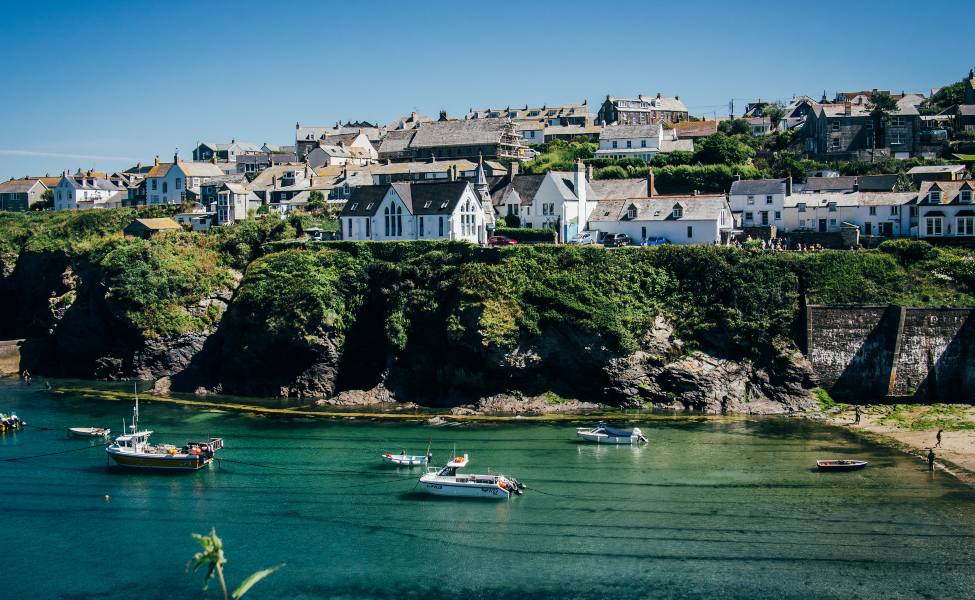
907, 165, 966, 175
590, 195, 726, 223
606, 94, 688, 114
178, 161, 226, 177
409, 118, 512, 148
130, 217, 181, 231
674, 120, 718, 138
590, 177, 652, 200
340, 181, 474, 217
803, 176, 858, 192
730, 178, 787, 196
493, 174, 546, 207
857, 174, 899, 192
377, 129, 416, 154
599, 124, 660, 140
917, 180, 975, 204
342, 185, 392, 216
0, 178, 45, 194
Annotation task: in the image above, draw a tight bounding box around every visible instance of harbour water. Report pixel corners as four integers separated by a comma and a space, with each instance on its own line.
2, 379, 974, 599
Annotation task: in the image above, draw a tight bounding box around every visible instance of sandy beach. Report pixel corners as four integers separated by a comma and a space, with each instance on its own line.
826, 404, 975, 486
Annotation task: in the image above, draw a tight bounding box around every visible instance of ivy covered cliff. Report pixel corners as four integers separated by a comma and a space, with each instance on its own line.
2, 209, 975, 412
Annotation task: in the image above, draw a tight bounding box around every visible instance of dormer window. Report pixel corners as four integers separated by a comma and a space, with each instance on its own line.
672, 204, 683, 218
961, 189, 972, 203
627, 205, 637, 219
929, 190, 942, 202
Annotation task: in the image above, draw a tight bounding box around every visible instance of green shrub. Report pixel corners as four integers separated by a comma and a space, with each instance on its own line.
879, 239, 939, 267
495, 227, 556, 243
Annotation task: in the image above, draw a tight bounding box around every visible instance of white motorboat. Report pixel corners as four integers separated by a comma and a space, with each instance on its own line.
105, 387, 222, 471
576, 423, 647, 444
382, 451, 431, 466
419, 454, 524, 499
68, 427, 111, 438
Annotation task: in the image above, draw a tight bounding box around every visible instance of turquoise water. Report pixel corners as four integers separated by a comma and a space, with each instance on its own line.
2, 379, 974, 599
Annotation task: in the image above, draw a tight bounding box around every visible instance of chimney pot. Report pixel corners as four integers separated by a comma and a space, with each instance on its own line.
648, 169, 656, 197
786, 176, 793, 196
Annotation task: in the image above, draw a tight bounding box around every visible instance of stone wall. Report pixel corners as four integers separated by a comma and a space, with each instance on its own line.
807, 305, 975, 402
0, 339, 23, 376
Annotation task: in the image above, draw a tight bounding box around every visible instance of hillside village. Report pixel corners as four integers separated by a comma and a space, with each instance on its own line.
4, 68, 975, 249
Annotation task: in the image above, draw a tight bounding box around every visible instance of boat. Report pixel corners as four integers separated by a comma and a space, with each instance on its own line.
419, 454, 524, 499
382, 451, 431, 466
105, 387, 223, 471
816, 459, 868, 471
0, 413, 25, 432
576, 422, 647, 444
68, 427, 111, 438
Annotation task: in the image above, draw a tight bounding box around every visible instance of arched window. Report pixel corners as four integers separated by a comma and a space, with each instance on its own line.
162, 182, 168, 193
384, 205, 391, 236
395, 204, 403, 236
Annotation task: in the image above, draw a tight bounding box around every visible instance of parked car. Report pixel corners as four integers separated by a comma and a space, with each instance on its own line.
488, 235, 518, 246
603, 233, 630, 248
568, 232, 596, 245
642, 237, 670, 246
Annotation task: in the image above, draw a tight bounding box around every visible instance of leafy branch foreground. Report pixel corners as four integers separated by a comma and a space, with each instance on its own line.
188, 528, 283, 599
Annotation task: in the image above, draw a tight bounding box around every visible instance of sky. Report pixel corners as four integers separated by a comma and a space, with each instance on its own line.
0, 0, 972, 180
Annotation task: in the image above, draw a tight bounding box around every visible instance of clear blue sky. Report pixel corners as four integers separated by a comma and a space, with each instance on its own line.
1, 0, 971, 180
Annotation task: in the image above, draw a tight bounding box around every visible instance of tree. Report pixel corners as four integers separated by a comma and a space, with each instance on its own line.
763, 102, 786, 129
868, 92, 899, 149
893, 172, 916, 192
693, 132, 755, 165
188, 529, 283, 600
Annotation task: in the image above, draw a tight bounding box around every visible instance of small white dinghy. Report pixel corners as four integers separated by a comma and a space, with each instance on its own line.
382, 451, 431, 466
68, 427, 111, 438
576, 423, 647, 444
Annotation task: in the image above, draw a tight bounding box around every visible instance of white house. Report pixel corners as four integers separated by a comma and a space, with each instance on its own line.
339, 180, 487, 243
589, 193, 733, 245
514, 120, 545, 145
595, 124, 663, 161
491, 163, 595, 241
216, 182, 260, 226
144, 154, 225, 205
783, 191, 914, 235
729, 178, 792, 228
53, 172, 124, 211
916, 180, 975, 239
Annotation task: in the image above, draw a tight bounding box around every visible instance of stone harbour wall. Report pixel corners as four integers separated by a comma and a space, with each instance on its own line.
807, 305, 975, 403
0, 339, 23, 376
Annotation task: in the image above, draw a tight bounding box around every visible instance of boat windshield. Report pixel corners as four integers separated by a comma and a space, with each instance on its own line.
438, 466, 458, 477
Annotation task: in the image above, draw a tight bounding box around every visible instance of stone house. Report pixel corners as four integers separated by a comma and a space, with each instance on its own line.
803, 95, 922, 159
192, 140, 261, 162
597, 93, 688, 126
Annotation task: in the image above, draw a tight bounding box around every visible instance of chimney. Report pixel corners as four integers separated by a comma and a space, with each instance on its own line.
844, 100, 852, 116
410, 111, 417, 121
210, 155, 217, 164
786, 176, 793, 196
174, 151, 180, 163
647, 169, 656, 197
154, 155, 160, 167
272, 175, 277, 189
507, 161, 519, 178
439, 110, 448, 121
656, 92, 661, 99
736, 173, 742, 181
587, 164, 593, 181
574, 159, 587, 207
449, 165, 457, 182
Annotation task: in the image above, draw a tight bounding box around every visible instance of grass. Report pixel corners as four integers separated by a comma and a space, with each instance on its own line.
813, 388, 836, 411
879, 404, 975, 431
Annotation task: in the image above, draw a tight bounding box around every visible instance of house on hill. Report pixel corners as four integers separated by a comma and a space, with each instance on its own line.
0, 177, 48, 211
123, 218, 181, 239
590, 192, 733, 245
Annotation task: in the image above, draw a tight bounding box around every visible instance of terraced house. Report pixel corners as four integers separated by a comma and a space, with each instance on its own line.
803, 93, 922, 159
144, 154, 225, 205
916, 180, 975, 240
597, 93, 688, 125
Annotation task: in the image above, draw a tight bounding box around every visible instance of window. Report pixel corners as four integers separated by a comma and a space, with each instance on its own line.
889, 131, 904, 145
626, 140, 632, 148
869, 206, 877, 216
910, 206, 919, 217
831, 121, 840, 131
747, 195, 755, 205
925, 216, 943, 236
672, 205, 683, 218
889, 116, 905, 127
829, 218, 837, 226
419, 216, 424, 236
957, 217, 974, 236
798, 203, 806, 213
384, 205, 391, 236
774, 211, 781, 220
612, 141, 618, 149
365, 218, 370, 237
627, 206, 637, 219
929, 191, 941, 202
162, 182, 168, 193
175, 178, 182, 190
438, 216, 444, 236
151, 179, 157, 190
890, 206, 899, 215
799, 219, 806, 227
961, 190, 972, 203
828, 203, 837, 212
347, 219, 352, 237
766, 195, 773, 204
831, 138, 841, 150
641, 226, 646, 239
686, 226, 693, 239
744, 212, 753, 221
640, 140, 646, 148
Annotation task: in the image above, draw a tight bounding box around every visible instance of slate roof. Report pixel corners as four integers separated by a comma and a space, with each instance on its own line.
409, 118, 511, 149
340, 185, 389, 216
492, 174, 545, 207
340, 181, 473, 217
467, 102, 590, 121
0, 178, 44, 194
589, 177, 653, 200
660, 138, 694, 152
674, 120, 718, 138
804, 176, 858, 192
378, 129, 416, 155
918, 180, 975, 204
729, 178, 787, 196
607, 95, 688, 114
599, 124, 661, 140
60, 176, 122, 191
178, 162, 226, 177
908, 165, 967, 174
590, 195, 727, 223
857, 174, 899, 192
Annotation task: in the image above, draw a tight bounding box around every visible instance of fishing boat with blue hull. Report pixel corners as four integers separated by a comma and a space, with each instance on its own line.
576, 422, 647, 444
419, 454, 524, 499
105, 390, 222, 471
1, 412, 25, 432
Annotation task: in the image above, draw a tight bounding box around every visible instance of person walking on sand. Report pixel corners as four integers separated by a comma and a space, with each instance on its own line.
935, 429, 943, 448
854, 405, 862, 425
21, 369, 31, 385
927, 448, 936, 471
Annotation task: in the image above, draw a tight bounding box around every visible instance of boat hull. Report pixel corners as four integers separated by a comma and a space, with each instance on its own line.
420, 480, 510, 499
577, 432, 639, 444
69, 427, 110, 438
383, 454, 429, 466
106, 449, 210, 471
817, 460, 868, 471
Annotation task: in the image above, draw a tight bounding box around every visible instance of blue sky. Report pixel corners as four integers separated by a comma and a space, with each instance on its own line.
0, 0, 971, 180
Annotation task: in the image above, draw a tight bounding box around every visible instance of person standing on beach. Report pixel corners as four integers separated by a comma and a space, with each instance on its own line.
854, 406, 862, 425
927, 448, 936, 471
935, 429, 943, 448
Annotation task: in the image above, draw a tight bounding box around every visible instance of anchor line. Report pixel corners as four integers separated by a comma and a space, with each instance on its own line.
1, 444, 103, 462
